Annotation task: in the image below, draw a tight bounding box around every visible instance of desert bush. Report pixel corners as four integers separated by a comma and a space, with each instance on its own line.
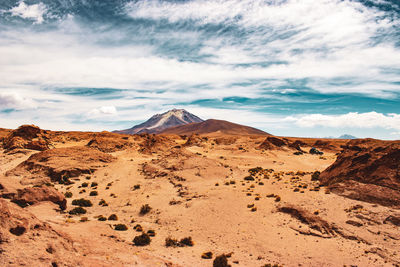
311, 171, 320, 181
180, 237, 194, 246
147, 230, 156, 237
169, 200, 182, 205
81, 182, 89, 187
80, 217, 88, 222
108, 214, 118, 221
133, 224, 143, 232
60, 175, 72, 185
89, 191, 98, 196
309, 147, 323, 155
133, 233, 151, 246
114, 224, 128, 231
165, 237, 179, 247
275, 196, 281, 202
201, 251, 213, 259
165, 236, 194, 247
251, 207, 257, 212
244, 176, 255, 181
213, 254, 229, 267
248, 167, 263, 173
64, 191, 73, 198
139, 204, 152, 215
133, 184, 140, 190
91, 182, 98, 187
98, 199, 108, 206
69, 207, 87, 215
72, 198, 93, 207
97, 215, 107, 221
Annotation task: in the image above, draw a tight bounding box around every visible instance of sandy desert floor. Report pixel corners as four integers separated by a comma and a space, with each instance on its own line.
1, 128, 400, 267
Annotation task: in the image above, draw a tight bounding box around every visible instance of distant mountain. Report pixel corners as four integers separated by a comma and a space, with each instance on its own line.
160, 119, 270, 136
114, 109, 203, 134
338, 134, 357, 139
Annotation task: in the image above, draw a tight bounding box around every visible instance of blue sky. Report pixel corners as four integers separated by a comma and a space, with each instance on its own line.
1, 0, 400, 139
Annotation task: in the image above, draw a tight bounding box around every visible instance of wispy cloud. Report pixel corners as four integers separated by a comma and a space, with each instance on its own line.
0, 0, 399, 138
8, 1, 47, 24
286, 112, 400, 131
0, 91, 36, 109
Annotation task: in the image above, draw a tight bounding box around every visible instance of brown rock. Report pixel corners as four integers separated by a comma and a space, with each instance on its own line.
3, 125, 50, 151
320, 139, 400, 208
0, 198, 79, 266
87, 135, 133, 152
6, 146, 115, 184
11, 186, 67, 210
383, 215, 400, 226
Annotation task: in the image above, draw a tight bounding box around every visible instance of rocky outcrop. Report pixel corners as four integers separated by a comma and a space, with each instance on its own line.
87, 134, 133, 153
259, 136, 306, 152
6, 146, 115, 185
0, 198, 79, 266
138, 133, 171, 154
11, 186, 67, 210
320, 139, 400, 208
3, 125, 51, 151
183, 134, 204, 147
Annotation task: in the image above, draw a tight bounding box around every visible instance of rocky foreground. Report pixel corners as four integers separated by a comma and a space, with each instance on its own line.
0, 125, 399, 266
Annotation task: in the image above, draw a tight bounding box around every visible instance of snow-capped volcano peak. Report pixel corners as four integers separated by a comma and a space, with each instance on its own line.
114, 109, 204, 134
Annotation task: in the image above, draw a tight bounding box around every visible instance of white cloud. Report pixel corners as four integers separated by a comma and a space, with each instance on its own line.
0, 92, 36, 109
285, 112, 400, 131
88, 106, 118, 117
9, 1, 47, 24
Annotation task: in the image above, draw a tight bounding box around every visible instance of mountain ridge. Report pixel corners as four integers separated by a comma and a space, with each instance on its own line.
114, 109, 203, 134
160, 119, 270, 136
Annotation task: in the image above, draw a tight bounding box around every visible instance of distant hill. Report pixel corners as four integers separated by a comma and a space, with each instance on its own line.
114, 109, 203, 134
160, 119, 270, 136
338, 134, 357, 139
323, 134, 358, 139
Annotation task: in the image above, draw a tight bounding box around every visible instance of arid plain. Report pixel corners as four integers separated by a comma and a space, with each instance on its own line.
1, 124, 399, 267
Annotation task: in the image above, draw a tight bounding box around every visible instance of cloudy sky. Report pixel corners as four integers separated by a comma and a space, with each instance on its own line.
1, 0, 400, 139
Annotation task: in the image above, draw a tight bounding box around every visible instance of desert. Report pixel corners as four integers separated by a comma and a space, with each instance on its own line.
2, 1, 400, 266
1, 119, 399, 267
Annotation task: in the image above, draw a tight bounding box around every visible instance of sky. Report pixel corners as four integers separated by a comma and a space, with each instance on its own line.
0, 0, 400, 139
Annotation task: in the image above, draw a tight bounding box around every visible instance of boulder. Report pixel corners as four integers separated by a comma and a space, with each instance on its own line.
11, 186, 67, 210
320, 139, 400, 208
3, 125, 50, 151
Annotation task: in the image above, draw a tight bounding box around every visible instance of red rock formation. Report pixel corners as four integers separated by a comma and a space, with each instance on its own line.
3, 125, 51, 151
6, 146, 115, 184
0, 199, 79, 266
11, 186, 67, 210
320, 139, 400, 208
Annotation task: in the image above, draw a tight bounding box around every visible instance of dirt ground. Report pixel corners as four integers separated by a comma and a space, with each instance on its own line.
1, 129, 399, 267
